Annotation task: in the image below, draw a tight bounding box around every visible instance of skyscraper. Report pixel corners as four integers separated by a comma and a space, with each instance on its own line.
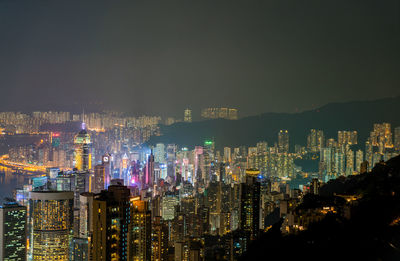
394, 126, 400, 151
370, 123, 393, 150
102, 153, 111, 189
240, 169, 261, 240
91, 185, 131, 261
152, 216, 169, 261
345, 149, 354, 176
128, 197, 151, 261
338, 131, 358, 146
355, 150, 364, 173
94, 164, 106, 193
201, 108, 238, 120
184, 109, 192, 123
76, 195, 92, 239
223, 147, 231, 163
0, 202, 27, 261
228, 108, 238, 120
334, 151, 345, 176
365, 139, 373, 171
71, 237, 89, 261
161, 195, 179, 221
278, 130, 289, 153
74, 126, 92, 172
144, 151, 155, 186
307, 129, 325, 153
154, 143, 166, 163
30, 191, 74, 261
167, 144, 176, 178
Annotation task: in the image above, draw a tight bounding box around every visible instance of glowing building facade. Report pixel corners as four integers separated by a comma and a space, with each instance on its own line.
278, 130, 289, 153
128, 197, 151, 261
307, 129, 325, 153
152, 216, 169, 261
201, 108, 238, 120
184, 109, 192, 123
74, 127, 92, 172
91, 185, 131, 261
394, 126, 400, 151
30, 191, 74, 261
240, 169, 261, 240
0, 202, 27, 261
144, 152, 155, 186
94, 164, 106, 193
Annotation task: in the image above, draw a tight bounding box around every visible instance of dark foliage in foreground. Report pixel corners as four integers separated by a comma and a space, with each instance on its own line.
241, 155, 400, 261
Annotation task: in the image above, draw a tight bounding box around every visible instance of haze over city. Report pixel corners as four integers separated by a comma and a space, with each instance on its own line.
1, 0, 399, 116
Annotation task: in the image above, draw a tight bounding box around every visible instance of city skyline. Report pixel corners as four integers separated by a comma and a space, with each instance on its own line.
0, 1, 399, 260
0, 116, 399, 260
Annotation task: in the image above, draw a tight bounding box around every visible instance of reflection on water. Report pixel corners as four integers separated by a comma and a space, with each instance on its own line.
0, 166, 33, 205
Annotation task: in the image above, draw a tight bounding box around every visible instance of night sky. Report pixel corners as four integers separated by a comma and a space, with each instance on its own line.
0, 0, 399, 117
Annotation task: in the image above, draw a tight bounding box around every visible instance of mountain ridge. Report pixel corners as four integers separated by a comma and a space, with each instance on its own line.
149, 96, 400, 150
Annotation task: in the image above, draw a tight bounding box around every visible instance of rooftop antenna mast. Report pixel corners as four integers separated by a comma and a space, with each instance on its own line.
82, 107, 86, 130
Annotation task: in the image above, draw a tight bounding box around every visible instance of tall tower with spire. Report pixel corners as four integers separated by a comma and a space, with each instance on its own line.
74, 123, 91, 172
144, 151, 155, 186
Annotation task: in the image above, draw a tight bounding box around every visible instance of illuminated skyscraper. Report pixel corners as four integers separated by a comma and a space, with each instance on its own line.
395, 126, 400, 151
121, 153, 130, 185
161, 195, 179, 221
30, 191, 74, 261
128, 197, 151, 261
0, 202, 27, 261
201, 108, 238, 120
228, 108, 238, 120
278, 130, 289, 153
334, 151, 345, 176
370, 123, 393, 151
144, 151, 155, 186
154, 143, 166, 163
78, 192, 94, 239
152, 217, 168, 261
94, 164, 106, 193
240, 169, 261, 240
307, 129, 324, 153
194, 146, 204, 184
365, 139, 373, 171
355, 150, 364, 173
74, 171, 88, 208
223, 147, 231, 163
345, 149, 354, 176
152, 216, 169, 261
102, 153, 111, 189
372, 152, 382, 168
71, 237, 89, 261
184, 109, 192, 123
74, 125, 92, 172
91, 185, 131, 261
167, 144, 176, 178
203, 140, 215, 182
338, 131, 358, 146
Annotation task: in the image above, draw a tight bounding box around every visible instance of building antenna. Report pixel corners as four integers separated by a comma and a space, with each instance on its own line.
82, 107, 86, 130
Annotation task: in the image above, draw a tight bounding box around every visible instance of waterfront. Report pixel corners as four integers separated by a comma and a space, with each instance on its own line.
0, 165, 35, 204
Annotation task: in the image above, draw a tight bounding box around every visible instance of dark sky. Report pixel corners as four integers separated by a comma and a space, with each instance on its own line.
0, 0, 399, 118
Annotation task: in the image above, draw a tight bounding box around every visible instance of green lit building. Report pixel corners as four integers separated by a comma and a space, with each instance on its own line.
0, 202, 27, 261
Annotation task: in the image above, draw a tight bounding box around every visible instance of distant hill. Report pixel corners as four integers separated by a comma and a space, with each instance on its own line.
149, 96, 400, 150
